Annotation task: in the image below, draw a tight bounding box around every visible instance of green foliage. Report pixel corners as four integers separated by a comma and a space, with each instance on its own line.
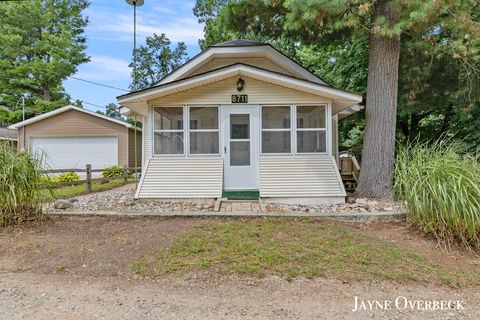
102, 165, 124, 178
130, 33, 187, 90
0, 0, 90, 125
55, 172, 80, 183
96, 103, 125, 121
0, 142, 49, 227
394, 140, 480, 250
41, 172, 79, 184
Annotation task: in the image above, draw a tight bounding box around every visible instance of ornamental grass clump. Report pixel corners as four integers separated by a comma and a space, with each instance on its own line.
0, 142, 48, 227
394, 140, 480, 250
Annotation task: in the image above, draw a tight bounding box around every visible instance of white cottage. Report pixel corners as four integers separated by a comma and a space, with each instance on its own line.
117, 40, 362, 204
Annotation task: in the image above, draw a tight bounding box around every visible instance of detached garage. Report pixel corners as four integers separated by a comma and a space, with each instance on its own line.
9, 105, 141, 170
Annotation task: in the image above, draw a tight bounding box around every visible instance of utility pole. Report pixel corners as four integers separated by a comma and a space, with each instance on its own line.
126, 0, 144, 187
125, 0, 144, 90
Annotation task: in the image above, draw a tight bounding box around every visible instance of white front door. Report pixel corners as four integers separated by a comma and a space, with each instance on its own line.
222, 106, 258, 190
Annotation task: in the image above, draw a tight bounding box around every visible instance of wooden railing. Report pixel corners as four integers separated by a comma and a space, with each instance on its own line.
41, 164, 141, 193
339, 155, 361, 183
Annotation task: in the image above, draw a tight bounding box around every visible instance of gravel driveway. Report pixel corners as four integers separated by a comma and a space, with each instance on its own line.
1, 271, 479, 320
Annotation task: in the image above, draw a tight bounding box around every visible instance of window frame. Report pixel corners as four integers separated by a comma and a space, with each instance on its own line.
295, 104, 329, 155
260, 105, 293, 155
187, 105, 221, 156
152, 106, 186, 157
152, 105, 221, 157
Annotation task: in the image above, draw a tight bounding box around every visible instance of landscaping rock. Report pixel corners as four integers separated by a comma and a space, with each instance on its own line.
53, 200, 73, 210
52, 190, 215, 214
355, 198, 368, 204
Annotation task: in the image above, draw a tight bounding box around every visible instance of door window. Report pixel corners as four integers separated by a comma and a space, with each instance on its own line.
229, 114, 250, 166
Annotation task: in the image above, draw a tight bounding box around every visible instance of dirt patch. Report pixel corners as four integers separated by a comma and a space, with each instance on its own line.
351, 222, 480, 271
0, 216, 208, 276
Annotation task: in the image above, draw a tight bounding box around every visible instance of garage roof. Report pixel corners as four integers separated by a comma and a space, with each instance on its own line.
8, 105, 135, 130
0, 127, 17, 141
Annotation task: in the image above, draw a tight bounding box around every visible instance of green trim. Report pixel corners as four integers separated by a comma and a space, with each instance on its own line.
222, 190, 260, 200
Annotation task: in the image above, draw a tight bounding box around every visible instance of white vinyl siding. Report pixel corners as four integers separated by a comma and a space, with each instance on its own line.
259, 156, 345, 197
148, 76, 332, 106
136, 158, 223, 198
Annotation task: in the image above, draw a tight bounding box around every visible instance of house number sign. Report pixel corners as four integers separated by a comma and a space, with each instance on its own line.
231, 94, 248, 103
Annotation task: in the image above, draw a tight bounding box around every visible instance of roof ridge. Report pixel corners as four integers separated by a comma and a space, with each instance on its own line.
8, 105, 136, 130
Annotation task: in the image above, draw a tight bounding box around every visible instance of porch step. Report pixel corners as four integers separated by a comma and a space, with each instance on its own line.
215, 198, 267, 213
222, 190, 260, 200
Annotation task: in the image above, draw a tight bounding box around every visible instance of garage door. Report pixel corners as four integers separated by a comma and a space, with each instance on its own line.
30, 136, 118, 170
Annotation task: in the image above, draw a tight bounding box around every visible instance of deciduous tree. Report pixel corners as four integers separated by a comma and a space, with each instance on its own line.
130, 33, 187, 90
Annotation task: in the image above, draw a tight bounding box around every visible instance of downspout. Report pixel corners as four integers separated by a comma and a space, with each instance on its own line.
134, 115, 138, 189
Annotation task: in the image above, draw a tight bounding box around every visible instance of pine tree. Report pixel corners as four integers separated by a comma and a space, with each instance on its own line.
0, 0, 89, 124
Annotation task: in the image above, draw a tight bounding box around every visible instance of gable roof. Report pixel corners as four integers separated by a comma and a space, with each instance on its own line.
211, 39, 266, 47
118, 63, 362, 114
8, 105, 135, 130
156, 39, 328, 86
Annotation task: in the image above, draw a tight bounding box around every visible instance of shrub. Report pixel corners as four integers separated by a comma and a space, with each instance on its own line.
0, 142, 50, 227
394, 140, 480, 250
40, 172, 80, 184
55, 172, 80, 182
102, 165, 124, 178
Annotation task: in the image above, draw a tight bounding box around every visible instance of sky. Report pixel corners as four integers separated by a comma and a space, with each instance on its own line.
62, 0, 204, 112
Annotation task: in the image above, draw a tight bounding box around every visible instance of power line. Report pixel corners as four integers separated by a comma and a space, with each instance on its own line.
81, 101, 106, 109
68, 76, 129, 92
70, 99, 107, 109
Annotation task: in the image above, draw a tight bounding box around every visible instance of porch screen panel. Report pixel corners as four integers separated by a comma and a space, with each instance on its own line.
261, 106, 291, 154
296, 105, 327, 153
153, 107, 184, 155
189, 106, 219, 154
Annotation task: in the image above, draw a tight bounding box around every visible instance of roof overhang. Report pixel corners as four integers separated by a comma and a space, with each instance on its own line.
338, 104, 364, 119
118, 63, 362, 114
8, 105, 135, 129
157, 44, 327, 86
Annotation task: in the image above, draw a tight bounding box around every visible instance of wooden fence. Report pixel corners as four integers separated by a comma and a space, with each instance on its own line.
41, 164, 141, 193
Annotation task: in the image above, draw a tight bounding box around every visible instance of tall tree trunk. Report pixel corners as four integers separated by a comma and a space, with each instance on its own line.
43, 85, 51, 101
356, 2, 400, 198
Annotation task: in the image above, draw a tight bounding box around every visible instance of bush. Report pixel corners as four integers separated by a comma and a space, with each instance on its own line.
55, 172, 80, 182
102, 165, 124, 178
394, 140, 480, 250
40, 172, 80, 184
0, 142, 50, 227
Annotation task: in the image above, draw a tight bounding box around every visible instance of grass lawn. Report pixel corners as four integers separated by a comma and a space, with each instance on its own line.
42, 178, 135, 201
133, 219, 480, 287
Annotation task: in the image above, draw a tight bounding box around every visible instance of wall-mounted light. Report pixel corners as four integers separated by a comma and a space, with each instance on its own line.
237, 78, 245, 92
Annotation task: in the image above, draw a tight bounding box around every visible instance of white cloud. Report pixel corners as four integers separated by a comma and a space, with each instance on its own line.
75, 55, 131, 82
86, 7, 204, 45
153, 6, 176, 14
